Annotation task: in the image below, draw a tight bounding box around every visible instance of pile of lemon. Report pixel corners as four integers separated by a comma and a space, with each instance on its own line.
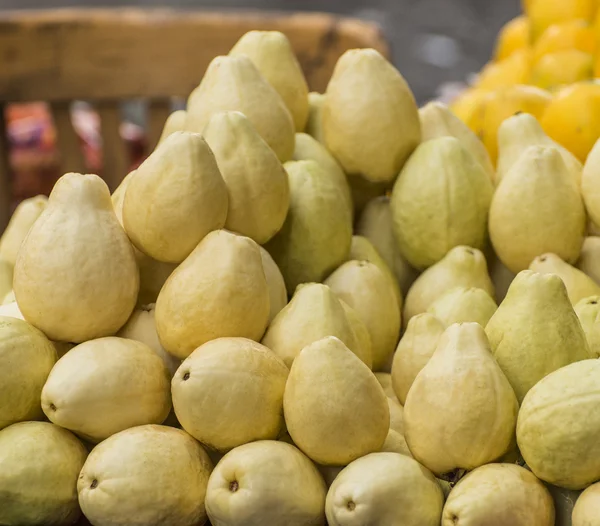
453, 0, 600, 165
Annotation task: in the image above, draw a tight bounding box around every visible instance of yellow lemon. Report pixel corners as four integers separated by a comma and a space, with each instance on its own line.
495, 16, 531, 61
450, 88, 490, 125
533, 20, 596, 63
476, 50, 532, 90
529, 0, 595, 43
530, 50, 594, 90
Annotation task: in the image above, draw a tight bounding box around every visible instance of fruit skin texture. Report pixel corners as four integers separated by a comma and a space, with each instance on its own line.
229, 30, 309, 131
155, 229, 270, 359
517, 359, 600, 489
403, 246, 494, 325
572, 481, 600, 525
489, 146, 586, 274
476, 50, 532, 90
13, 172, 139, 343
529, 0, 595, 43
41, 337, 172, 443
326, 452, 444, 526
0, 316, 57, 430
206, 440, 326, 526
427, 287, 497, 328
78, 425, 213, 526
306, 92, 325, 143
265, 160, 352, 294
441, 463, 555, 526
323, 48, 421, 183
325, 260, 400, 371
172, 337, 289, 453
203, 111, 289, 244
578, 237, 600, 283
123, 131, 229, 263
486, 270, 592, 403
258, 246, 287, 324
494, 15, 530, 61
582, 139, 600, 228
531, 50, 594, 91
575, 295, 600, 358
391, 137, 493, 270
283, 336, 389, 466
533, 20, 596, 64
404, 323, 518, 476
186, 54, 295, 162
0, 421, 87, 526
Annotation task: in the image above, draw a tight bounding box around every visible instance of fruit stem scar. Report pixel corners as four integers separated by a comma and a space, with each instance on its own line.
346, 500, 356, 511
49, 403, 56, 411
183, 372, 190, 381
90, 479, 98, 489
229, 480, 239, 492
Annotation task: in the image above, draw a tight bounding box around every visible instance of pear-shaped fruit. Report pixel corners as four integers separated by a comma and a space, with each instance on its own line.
0, 316, 57, 430
123, 131, 228, 263
340, 299, 373, 366
325, 260, 400, 371
172, 337, 288, 452
158, 109, 187, 144
427, 287, 498, 328
582, 138, 600, 228
323, 48, 421, 183
306, 92, 325, 143
496, 113, 582, 186
572, 482, 600, 525
186, 54, 294, 162
326, 452, 444, 526
575, 295, 600, 357
356, 196, 418, 296
419, 101, 495, 181
0, 422, 87, 526
156, 230, 270, 359
490, 146, 586, 273
13, 173, 139, 343
577, 236, 600, 284
404, 323, 518, 476
441, 464, 555, 526
0, 259, 12, 301
404, 246, 495, 324
229, 30, 308, 131
284, 336, 389, 465
374, 372, 397, 399
530, 253, 600, 304
262, 283, 370, 368
518, 359, 600, 489
264, 160, 352, 294
259, 246, 287, 323
292, 132, 353, 216
206, 440, 326, 526
118, 304, 181, 376
0, 195, 47, 265
79, 425, 212, 526
111, 169, 135, 222
391, 137, 494, 269
486, 270, 591, 402
203, 111, 289, 243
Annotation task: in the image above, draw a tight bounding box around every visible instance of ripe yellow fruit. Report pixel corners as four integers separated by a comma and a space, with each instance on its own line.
494, 16, 530, 61
533, 20, 596, 63
529, 0, 595, 43
450, 88, 490, 125
541, 81, 600, 161
477, 50, 532, 90
530, 50, 594, 91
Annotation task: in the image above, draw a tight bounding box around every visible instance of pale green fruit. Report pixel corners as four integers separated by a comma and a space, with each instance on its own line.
306, 92, 325, 143
110, 169, 135, 223
356, 196, 418, 296
41, 337, 172, 443
156, 230, 270, 359
172, 337, 288, 452
496, 112, 581, 186
391, 137, 493, 269
419, 101, 495, 181
427, 287, 498, 328
123, 131, 229, 263
262, 283, 370, 368
0, 316, 57, 430
340, 300, 373, 367
78, 425, 212, 526
572, 482, 600, 526
265, 160, 352, 294
206, 441, 326, 526
441, 464, 555, 526
489, 145, 586, 273
283, 336, 389, 465
374, 372, 397, 400
0, 195, 47, 266
259, 246, 288, 324
326, 452, 444, 526
229, 31, 309, 131
347, 174, 390, 217
323, 48, 420, 183
158, 109, 187, 144
404, 323, 518, 476
0, 259, 13, 305
0, 422, 87, 526
292, 132, 353, 216
391, 314, 445, 404
546, 485, 581, 526
118, 304, 181, 376
517, 359, 600, 489
203, 111, 289, 244
580, 138, 600, 227
530, 253, 600, 305
574, 295, 600, 357
576, 236, 600, 284
325, 260, 400, 371
14, 173, 139, 343
186, 55, 295, 162
404, 246, 494, 324
486, 270, 591, 402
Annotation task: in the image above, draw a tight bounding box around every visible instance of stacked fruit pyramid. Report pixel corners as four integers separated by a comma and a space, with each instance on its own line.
2, 23, 600, 526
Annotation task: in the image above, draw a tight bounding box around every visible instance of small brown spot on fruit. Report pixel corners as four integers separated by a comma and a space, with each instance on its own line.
183, 372, 190, 381
90, 479, 98, 489
49, 403, 56, 411
347, 500, 356, 511
229, 480, 239, 492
